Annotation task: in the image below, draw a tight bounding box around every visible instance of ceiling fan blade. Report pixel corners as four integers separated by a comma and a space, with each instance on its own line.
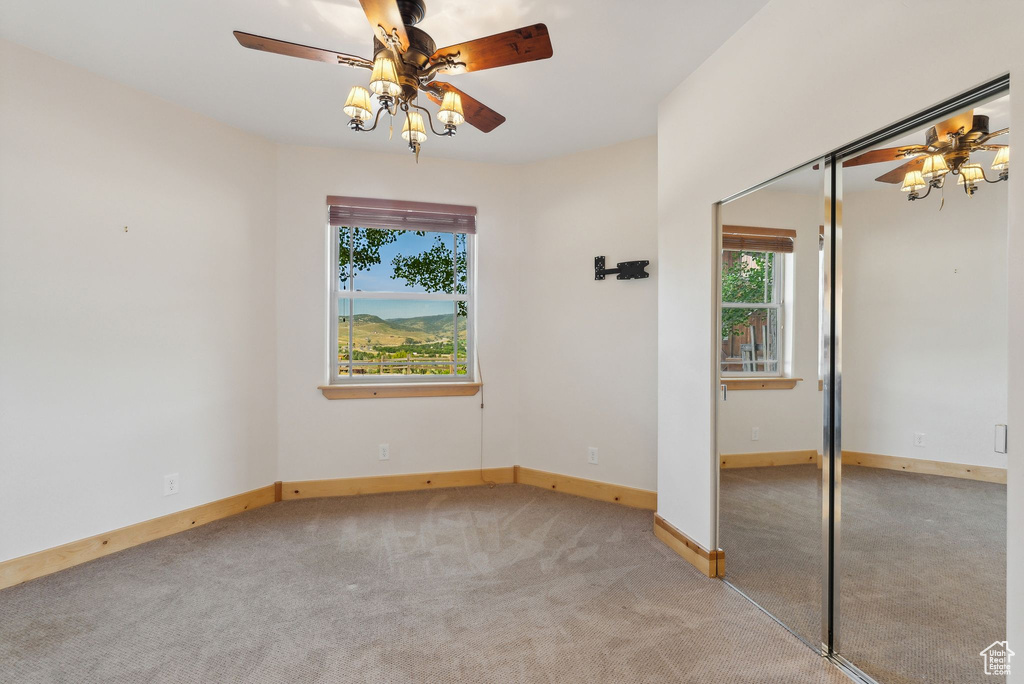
429, 24, 552, 74
875, 157, 925, 184
425, 82, 506, 133
358, 0, 409, 52
977, 128, 1009, 144
233, 31, 371, 68
843, 146, 925, 168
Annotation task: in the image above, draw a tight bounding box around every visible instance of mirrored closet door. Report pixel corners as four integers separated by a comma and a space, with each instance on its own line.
833, 91, 1009, 684
716, 162, 825, 649
716, 80, 1009, 684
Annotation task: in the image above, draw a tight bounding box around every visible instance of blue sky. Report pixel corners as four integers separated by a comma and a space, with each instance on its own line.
346, 230, 458, 293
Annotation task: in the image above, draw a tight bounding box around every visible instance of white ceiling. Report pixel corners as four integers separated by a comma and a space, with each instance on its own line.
0, 0, 770, 164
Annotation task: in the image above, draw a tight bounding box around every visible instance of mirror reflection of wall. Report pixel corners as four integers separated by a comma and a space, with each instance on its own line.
717, 163, 824, 648
838, 94, 1008, 684
716, 89, 1010, 683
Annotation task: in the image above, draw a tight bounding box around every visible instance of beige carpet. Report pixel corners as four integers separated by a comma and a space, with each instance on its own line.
0, 485, 845, 683
720, 464, 1006, 684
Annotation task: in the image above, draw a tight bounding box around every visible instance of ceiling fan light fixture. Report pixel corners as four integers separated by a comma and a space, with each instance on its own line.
921, 154, 949, 181
369, 55, 403, 97
957, 164, 985, 186
402, 111, 427, 144
437, 91, 465, 126
901, 170, 927, 193
992, 147, 1010, 171
343, 86, 374, 122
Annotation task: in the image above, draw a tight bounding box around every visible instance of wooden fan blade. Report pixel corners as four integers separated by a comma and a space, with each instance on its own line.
429, 24, 552, 74
977, 128, 1009, 144
843, 146, 924, 168
876, 157, 925, 184
358, 0, 409, 52
425, 82, 506, 133
233, 31, 371, 68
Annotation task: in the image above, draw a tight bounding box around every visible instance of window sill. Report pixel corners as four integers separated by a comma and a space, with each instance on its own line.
720, 377, 802, 391
318, 383, 482, 400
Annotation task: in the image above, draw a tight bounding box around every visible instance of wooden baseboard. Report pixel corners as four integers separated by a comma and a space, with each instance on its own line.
1, 466, 656, 591
843, 451, 1006, 484
720, 450, 818, 469
0, 485, 276, 591
515, 467, 657, 510
726, 448, 1006, 484
653, 514, 724, 577
281, 467, 516, 500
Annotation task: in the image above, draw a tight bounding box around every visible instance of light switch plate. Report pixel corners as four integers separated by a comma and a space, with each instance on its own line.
995, 425, 1008, 454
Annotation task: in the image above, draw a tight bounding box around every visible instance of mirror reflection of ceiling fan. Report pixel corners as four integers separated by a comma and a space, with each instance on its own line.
234, 0, 553, 159
844, 110, 1009, 202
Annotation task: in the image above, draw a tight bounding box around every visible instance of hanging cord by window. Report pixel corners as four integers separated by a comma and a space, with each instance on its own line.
477, 357, 496, 488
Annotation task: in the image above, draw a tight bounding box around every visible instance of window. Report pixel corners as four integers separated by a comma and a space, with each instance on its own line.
328, 196, 475, 384
720, 226, 793, 376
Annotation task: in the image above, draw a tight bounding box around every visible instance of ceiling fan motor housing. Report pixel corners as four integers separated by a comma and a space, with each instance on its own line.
396, 0, 427, 26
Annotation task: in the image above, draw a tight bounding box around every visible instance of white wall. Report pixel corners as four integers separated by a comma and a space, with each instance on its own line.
843, 184, 1008, 468
0, 35, 660, 568
274, 138, 659, 490
718, 186, 823, 455
656, 0, 1024, 667
274, 146, 522, 481
717, 180, 1009, 468
518, 138, 658, 490
0, 40, 279, 562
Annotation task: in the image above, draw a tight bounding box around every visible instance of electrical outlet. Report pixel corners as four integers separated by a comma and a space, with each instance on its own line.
163, 473, 179, 496
751, 427, 760, 441
587, 446, 599, 465
913, 433, 926, 448
378, 443, 390, 461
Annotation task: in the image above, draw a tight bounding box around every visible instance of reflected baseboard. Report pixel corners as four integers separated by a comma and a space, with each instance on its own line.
719, 449, 1006, 485
720, 450, 818, 468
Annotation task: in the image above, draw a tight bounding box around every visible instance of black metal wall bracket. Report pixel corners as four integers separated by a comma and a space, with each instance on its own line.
595, 256, 650, 281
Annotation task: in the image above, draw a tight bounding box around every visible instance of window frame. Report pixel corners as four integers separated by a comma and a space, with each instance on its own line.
328, 221, 475, 385
720, 248, 786, 378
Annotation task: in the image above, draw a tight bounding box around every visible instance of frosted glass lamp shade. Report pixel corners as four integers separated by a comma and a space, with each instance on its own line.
437, 91, 465, 126
343, 86, 373, 122
901, 170, 926, 193
992, 147, 1010, 171
957, 164, 984, 185
369, 55, 402, 97
402, 111, 427, 144
921, 154, 949, 180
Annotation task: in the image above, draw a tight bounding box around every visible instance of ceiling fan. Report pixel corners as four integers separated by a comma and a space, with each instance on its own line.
843, 110, 1009, 202
234, 0, 553, 158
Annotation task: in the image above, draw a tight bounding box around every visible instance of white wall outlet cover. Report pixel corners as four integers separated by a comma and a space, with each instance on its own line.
587, 446, 599, 465
378, 443, 390, 461
913, 433, 925, 448
163, 473, 179, 496
995, 425, 1008, 454
751, 427, 760, 441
